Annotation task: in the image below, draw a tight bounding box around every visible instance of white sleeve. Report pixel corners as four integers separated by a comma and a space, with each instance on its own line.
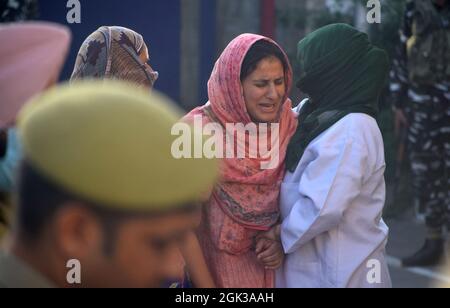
281, 132, 369, 254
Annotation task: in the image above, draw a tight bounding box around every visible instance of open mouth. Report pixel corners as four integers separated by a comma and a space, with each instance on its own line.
258, 103, 277, 113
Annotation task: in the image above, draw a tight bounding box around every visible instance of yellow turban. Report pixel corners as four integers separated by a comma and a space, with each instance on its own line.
17, 81, 218, 211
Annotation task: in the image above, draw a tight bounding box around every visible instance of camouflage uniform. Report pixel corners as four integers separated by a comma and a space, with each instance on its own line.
390, 0, 450, 232
0, 0, 39, 22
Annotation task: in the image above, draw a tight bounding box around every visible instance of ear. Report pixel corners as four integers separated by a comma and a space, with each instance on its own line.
53, 203, 102, 260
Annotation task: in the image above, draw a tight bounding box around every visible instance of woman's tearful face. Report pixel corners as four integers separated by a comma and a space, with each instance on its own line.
242, 56, 286, 124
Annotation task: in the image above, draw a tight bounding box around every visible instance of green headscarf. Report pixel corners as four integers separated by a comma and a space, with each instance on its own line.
286, 23, 389, 172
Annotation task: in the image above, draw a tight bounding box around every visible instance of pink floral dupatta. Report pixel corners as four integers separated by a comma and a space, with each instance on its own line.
184, 34, 297, 258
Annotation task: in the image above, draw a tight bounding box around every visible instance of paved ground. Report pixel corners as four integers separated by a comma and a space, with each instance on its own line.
386, 210, 450, 288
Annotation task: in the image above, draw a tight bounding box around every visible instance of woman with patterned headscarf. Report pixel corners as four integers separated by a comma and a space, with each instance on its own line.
71, 26, 158, 89
72, 26, 208, 288
259, 24, 392, 288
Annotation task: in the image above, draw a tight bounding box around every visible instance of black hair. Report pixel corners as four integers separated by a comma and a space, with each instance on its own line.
0, 129, 7, 159
240, 39, 289, 82
16, 160, 199, 255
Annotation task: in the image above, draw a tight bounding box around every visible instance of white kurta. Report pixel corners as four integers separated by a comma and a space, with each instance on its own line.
276, 112, 391, 288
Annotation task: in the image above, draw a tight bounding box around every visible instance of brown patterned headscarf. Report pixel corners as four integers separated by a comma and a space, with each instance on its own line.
70, 26, 158, 89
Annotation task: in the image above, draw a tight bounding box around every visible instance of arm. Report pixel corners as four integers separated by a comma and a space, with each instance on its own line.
180, 231, 216, 288
281, 133, 369, 254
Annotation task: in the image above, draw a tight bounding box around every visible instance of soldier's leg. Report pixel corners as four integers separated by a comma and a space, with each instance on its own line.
402, 87, 446, 267
408, 93, 446, 233
407, 109, 430, 218
440, 93, 450, 232
423, 93, 448, 234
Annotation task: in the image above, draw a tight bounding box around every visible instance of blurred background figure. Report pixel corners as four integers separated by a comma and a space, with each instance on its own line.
71, 26, 159, 90
0, 81, 218, 288
0, 21, 71, 239
0, 0, 40, 238
389, 0, 450, 267
0, 0, 39, 23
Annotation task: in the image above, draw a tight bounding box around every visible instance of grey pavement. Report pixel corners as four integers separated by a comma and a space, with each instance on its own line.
385, 209, 450, 288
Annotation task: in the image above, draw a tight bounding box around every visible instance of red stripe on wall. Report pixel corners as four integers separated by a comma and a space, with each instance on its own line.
261, 0, 276, 39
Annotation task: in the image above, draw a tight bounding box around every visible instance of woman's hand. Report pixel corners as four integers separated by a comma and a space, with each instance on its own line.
255, 238, 284, 270
255, 224, 284, 270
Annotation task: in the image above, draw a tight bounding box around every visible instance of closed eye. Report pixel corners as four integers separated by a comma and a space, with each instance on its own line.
274, 78, 284, 85
255, 82, 268, 88
254, 78, 284, 88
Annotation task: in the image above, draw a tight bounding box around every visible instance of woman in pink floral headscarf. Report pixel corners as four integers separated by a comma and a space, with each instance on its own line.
184, 34, 297, 288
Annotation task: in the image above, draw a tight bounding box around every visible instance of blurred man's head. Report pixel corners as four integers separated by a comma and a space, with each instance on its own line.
16, 161, 201, 288
11, 81, 217, 288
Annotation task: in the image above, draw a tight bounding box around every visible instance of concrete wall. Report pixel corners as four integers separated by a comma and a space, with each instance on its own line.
180, 0, 200, 109
215, 0, 261, 52
275, 0, 327, 102
38, 0, 182, 102
180, 0, 263, 109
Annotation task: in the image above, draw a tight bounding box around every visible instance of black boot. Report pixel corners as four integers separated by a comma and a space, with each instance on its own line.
402, 238, 445, 267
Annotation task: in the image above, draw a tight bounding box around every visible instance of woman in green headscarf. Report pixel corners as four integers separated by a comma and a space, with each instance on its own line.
258, 24, 392, 288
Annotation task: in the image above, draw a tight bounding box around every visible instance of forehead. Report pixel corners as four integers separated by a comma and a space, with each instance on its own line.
249, 56, 284, 78
121, 211, 200, 235
139, 44, 149, 59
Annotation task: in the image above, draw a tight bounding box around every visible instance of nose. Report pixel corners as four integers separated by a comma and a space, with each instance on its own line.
266, 83, 278, 101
